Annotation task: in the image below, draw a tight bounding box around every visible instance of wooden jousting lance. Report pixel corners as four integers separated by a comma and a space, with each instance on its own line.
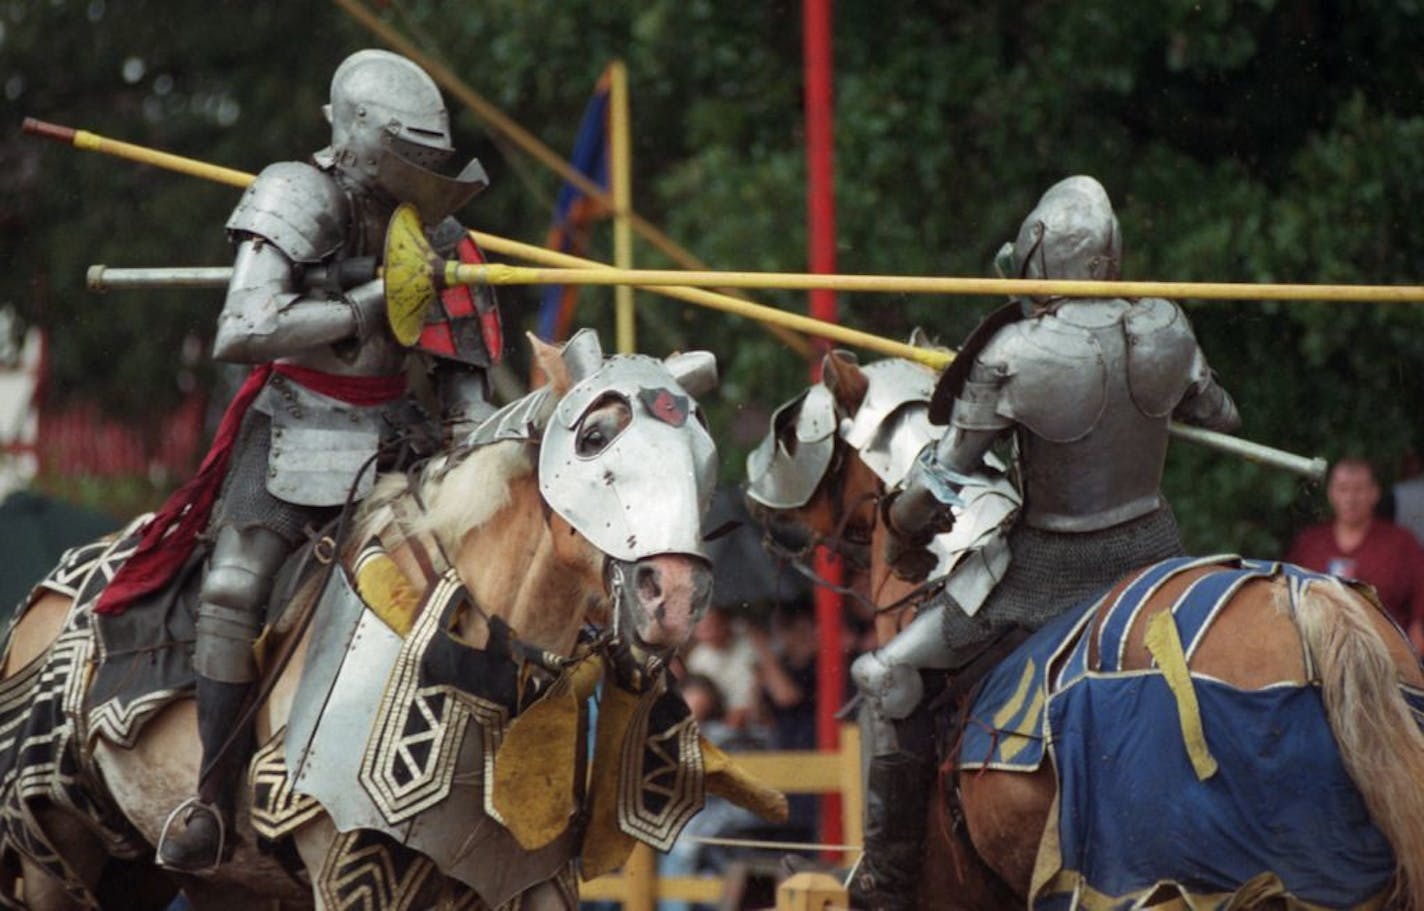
31, 118, 1330, 478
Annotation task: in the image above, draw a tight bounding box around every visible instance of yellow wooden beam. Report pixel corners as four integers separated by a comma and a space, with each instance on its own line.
608, 60, 635, 354
838, 722, 864, 850
728, 751, 848, 793
580, 874, 726, 903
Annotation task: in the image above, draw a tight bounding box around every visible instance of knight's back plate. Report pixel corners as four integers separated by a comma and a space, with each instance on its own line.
1122, 297, 1199, 418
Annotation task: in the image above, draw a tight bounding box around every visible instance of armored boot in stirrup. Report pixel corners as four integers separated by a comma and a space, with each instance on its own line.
848, 750, 935, 911
157, 676, 254, 873
848, 688, 942, 911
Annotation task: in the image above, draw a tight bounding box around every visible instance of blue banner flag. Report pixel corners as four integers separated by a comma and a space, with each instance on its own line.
537, 72, 611, 342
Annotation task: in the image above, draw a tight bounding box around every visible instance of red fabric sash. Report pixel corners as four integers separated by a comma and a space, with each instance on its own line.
94, 364, 407, 615
270, 363, 408, 406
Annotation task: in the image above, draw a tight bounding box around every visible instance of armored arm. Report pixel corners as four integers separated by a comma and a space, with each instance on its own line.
1173, 347, 1240, 433
212, 240, 386, 364
886, 428, 999, 536
214, 160, 391, 364
886, 358, 1009, 542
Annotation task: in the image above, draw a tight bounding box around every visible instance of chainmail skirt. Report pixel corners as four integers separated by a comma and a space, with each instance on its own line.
209, 409, 338, 545
940, 504, 1185, 668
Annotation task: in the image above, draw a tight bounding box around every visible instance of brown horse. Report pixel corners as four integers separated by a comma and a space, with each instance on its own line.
0, 333, 727, 910
751, 351, 1424, 910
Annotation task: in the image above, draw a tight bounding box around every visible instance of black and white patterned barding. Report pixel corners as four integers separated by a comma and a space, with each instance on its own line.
0, 536, 151, 910
939, 505, 1185, 669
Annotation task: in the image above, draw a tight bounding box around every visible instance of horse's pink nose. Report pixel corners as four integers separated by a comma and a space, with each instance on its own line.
632, 556, 713, 649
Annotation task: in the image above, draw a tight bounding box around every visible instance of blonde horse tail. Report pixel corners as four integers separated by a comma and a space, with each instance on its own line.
1291, 576, 1424, 910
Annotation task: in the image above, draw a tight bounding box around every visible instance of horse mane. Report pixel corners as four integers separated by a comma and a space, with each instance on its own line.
356, 441, 536, 553
353, 383, 564, 553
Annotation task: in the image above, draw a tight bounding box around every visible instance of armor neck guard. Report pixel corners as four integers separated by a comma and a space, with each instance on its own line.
1048, 298, 1130, 328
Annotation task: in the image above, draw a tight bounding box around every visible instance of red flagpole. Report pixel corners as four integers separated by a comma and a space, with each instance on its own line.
803, 0, 845, 852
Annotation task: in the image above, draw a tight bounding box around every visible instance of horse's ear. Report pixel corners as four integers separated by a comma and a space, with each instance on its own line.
528, 332, 573, 395
664, 351, 718, 398
907, 326, 950, 355
821, 349, 868, 413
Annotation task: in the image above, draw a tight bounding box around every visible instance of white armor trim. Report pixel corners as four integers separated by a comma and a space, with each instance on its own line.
463, 387, 555, 448
936, 470, 1018, 607
218, 242, 297, 344
226, 162, 346, 263
1010, 175, 1122, 284
852, 467, 1019, 720
284, 562, 572, 906
841, 359, 939, 485
319, 50, 454, 179
374, 144, 488, 223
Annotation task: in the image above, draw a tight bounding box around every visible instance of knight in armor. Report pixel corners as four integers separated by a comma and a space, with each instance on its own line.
134, 49, 500, 873
848, 176, 1240, 909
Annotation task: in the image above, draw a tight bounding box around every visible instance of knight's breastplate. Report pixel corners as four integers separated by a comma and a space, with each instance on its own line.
1014, 304, 1171, 532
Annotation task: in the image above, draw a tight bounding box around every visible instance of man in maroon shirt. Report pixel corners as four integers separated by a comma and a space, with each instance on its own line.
1286, 457, 1424, 653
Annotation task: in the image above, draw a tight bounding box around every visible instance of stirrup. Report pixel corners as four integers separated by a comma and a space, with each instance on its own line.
156, 796, 227, 875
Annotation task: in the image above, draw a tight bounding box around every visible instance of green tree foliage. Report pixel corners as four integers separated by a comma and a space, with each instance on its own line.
3, 0, 1422, 553
0, 1, 372, 421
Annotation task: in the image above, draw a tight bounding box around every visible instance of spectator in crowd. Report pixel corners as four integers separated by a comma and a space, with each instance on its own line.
684, 605, 759, 728
682, 673, 733, 746
751, 606, 818, 750
1286, 456, 1424, 653
751, 605, 821, 841
661, 674, 764, 911
1391, 451, 1424, 546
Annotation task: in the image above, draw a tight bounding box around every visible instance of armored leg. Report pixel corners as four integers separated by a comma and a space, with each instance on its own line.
849, 697, 937, 911
158, 525, 293, 874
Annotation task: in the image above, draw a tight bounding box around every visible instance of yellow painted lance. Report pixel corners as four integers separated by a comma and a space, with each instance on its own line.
33, 120, 1329, 478
383, 205, 1331, 480
22, 117, 255, 187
